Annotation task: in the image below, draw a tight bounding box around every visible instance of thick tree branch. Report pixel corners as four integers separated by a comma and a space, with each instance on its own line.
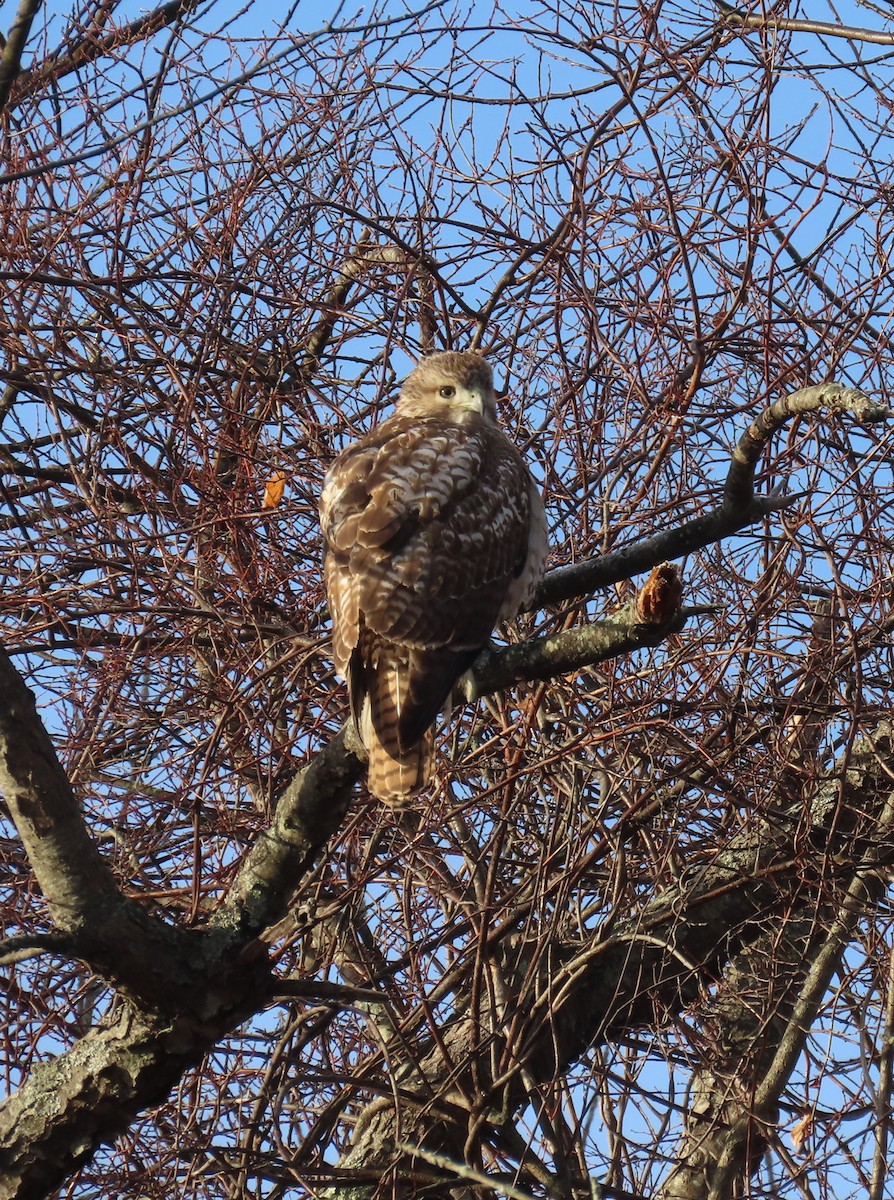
0, 0, 40, 113
0, 647, 130, 927
214, 722, 366, 943
661, 792, 894, 1200
0, 647, 242, 1009
473, 600, 705, 696
0, 970, 271, 1200
722, 383, 888, 507
0, 932, 74, 967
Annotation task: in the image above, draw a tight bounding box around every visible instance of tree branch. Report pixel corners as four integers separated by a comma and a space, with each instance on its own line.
473, 600, 706, 696
0, 0, 41, 113
723, 383, 888, 508
0, 975, 270, 1200
0, 932, 74, 967
0, 647, 233, 1008
537, 382, 890, 606
335, 722, 894, 1194
717, 0, 894, 46
7, 1, 200, 108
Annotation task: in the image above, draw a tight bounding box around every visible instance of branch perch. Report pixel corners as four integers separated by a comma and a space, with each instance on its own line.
474, 564, 696, 696
218, 565, 694, 945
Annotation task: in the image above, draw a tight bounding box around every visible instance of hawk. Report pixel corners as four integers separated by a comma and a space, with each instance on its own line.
319, 351, 547, 804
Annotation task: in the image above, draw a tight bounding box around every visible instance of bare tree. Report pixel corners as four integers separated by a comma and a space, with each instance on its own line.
1, 1, 894, 1197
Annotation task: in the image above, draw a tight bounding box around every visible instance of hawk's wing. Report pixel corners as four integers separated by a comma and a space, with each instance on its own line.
321, 412, 534, 654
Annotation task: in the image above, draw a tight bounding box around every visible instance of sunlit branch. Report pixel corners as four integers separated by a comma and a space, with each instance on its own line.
717, 0, 894, 45
472, 592, 709, 699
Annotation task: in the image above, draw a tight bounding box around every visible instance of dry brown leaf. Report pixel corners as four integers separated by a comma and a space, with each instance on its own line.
262, 470, 287, 510
790, 1112, 812, 1152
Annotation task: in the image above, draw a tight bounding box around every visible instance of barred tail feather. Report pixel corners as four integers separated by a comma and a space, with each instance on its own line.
367, 722, 435, 806
359, 652, 437, 805
351, 638, 479, 805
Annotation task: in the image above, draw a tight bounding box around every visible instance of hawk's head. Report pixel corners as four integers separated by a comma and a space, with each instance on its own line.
396, 351, 496, 422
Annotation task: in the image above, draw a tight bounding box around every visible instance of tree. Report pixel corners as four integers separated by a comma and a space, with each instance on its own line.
1, 0, 893, 1196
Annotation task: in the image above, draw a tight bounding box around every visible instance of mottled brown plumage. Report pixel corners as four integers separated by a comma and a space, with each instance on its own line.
319, 351, 547, 804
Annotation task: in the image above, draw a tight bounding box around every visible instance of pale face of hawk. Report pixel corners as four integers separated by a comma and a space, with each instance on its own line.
396, 353, 498, 422
319, 350, 547, 805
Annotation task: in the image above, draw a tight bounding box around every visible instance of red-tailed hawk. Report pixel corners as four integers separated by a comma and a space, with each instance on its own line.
319, 351, 547, 804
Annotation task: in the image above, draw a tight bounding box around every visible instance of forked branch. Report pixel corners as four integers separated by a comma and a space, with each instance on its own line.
537, 382, 890, 606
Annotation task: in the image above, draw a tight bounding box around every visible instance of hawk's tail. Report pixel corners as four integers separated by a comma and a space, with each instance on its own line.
351, 638, 481, 806
359, 653, 437, 806
367, 721, 435, 806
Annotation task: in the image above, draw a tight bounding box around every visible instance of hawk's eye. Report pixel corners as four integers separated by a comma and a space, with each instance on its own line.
438, 385, 456, 399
